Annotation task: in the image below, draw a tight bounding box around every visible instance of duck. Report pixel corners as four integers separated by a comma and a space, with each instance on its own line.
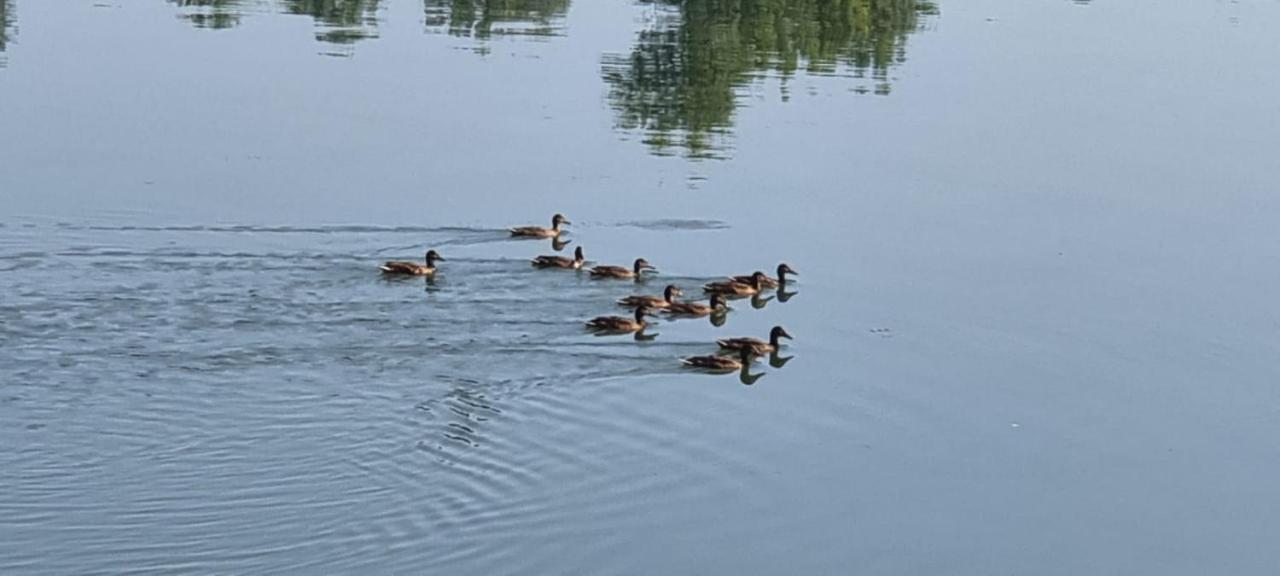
585, 305, 655, 333
617, 285, 682, 309
380, 250, 444, 276
532, 245, 585, 269
717, 326, 792, 356
590, 258, 655, 279
664, 293, 728, 317
730, 263, 797, 289
510, 213, 570, 238
703, 271, 767, 297
682, 346, 754, 373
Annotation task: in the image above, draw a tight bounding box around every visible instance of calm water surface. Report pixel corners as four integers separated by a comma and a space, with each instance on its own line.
3, 0, 1280, 574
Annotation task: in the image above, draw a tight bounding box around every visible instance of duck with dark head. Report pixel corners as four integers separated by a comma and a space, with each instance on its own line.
585, 305, 656, 334
717, 326, 792, 356
532, 245, 586, 269
681, 345, 755, 373
380, 250, 444, 276
510, 213, 570, 238
664, 293, 728, 317
730, 263, 797, 289
703, 271, 767, 297
617, 285, 683, 309
590, 258, 655, 280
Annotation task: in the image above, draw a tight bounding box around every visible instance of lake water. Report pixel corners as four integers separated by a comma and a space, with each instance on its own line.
3, 0, 1280, 573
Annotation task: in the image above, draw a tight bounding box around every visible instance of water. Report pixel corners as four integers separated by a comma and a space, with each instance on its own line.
3, 1, 1280, 574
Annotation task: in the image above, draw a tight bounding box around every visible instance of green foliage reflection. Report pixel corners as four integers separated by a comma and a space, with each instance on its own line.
424, 0, 570, 40
169, 0, 248, 30
602, 0, 936, 158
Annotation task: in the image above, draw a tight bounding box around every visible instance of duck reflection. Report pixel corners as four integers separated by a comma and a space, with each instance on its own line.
766, 350, 793, 369
551, 236, 571, 252
738, 365, 766, 385
776, 285, 798, 303
602, 0, 937, 158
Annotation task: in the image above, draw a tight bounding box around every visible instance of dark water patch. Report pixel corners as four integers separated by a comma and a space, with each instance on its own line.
606, 218, 730, 231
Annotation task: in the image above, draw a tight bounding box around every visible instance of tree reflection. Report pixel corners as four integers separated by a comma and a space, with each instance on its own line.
169, 0, 249, 30
283, 0, 383, 45
1, 0, 14, 65
602, 0, 937, 158
424, 0, 570, 41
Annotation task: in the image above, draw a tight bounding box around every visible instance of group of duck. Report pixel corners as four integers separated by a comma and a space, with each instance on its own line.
379, 213, 796, 374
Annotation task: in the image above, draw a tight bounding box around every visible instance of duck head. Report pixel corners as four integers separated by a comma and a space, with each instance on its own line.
426, 250, 445, 265
633, 258, 656, 275
573, 245, 585, 262
663, 285, 683, 302
633, 305, 658, 322
777, 263, 797, 280
552, 213, 570, 229
769, 325, 793, 345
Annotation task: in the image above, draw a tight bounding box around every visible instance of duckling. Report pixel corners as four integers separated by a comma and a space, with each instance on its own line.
682, 346, 754, 373
532, 246, 585, 269
703, 271, 767, 297
718, 326, 792, 356
585, 305, 655, 333
510, 213, 570, 238
730, 263, 797, 289
617, 285, 682, 309
590, 258, 655, 279
380, 250, 444, 276
664, 293, 728, 317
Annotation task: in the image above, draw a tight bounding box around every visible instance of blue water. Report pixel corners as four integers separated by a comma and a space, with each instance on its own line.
3, 0, 1280, 573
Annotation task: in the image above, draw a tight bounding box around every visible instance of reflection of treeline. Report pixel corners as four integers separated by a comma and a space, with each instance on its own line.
169, 0, 246, 30
167, 0, 570, 46
424, 0, 570, 39
283, 0, 383, 44
1, 0, 14, 56
603, 0, 936, 158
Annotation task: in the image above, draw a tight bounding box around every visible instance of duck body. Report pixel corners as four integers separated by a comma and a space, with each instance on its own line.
590, 258, 655, 280
717, 326, 792, 355
511, 213, 570, 238
617, 285, 681, 309
729, 263, 796, 289
381, 250, 444, 276
680, 354, 743, 372
586, 306, 654, 333
533, 246, 585, 269
704, 271, 767, 297
664, 294, 727, 317
682, 347, 754, 373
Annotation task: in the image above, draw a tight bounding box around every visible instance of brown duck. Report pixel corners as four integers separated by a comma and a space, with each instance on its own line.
532, 246, 585, 269
664, 293, 728, 317
510, 213, 570, 238
380, 250, 444, 276
682, 346, 754, 372
585, 306, 655, 333
590, 258, 655, 279
730, 263, 797, 289
703, 271, 767, 297
718, 326, 793, 356
617, 285, 682, 309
